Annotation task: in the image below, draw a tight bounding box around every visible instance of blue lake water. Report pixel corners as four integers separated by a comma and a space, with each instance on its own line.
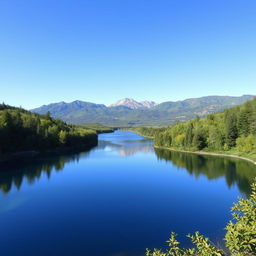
0, 130, 255, 256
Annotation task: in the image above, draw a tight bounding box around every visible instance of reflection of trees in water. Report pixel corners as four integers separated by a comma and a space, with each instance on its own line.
97, 140, 154, 156
0, 150, 91, 195
0, 138, 153, 195
155, 149, 256, 197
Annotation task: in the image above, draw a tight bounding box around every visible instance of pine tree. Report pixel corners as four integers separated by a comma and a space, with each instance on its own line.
225, 110, 238, 148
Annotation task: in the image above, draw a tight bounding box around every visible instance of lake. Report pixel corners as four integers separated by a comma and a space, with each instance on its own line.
0, 130, 255, 256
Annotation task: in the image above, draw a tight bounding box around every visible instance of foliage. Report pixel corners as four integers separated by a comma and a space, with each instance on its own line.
225, 181, 256, 255
151, 98, 256, 160
236, 135, 256, 153
146, 180, 256, 256
0, 104, 97, 154
146, 232, 224, 256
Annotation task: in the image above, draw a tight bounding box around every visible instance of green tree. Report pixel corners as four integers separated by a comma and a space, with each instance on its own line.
225, 110, 238, 148
59, 130, 68, 144
192, 128, 206, 150
185, 122, 193, 147
237, 109, 251, 136
236, 135, 256, 153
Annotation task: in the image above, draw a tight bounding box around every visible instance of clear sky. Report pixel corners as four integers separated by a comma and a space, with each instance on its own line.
0, 0, 255, 109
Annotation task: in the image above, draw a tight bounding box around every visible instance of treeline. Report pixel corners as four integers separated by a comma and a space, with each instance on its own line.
152, 98, 256, 159
77, 123, 115, 133
123, 126, 166, 138
0, 104, 97, 154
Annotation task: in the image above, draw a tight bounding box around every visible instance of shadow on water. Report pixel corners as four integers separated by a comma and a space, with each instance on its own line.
155, 148, 256, 197
0, 149, 93, 195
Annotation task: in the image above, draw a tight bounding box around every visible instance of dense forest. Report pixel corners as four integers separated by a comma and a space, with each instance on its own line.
151, 98, 256, 161
0, 104, 97, 154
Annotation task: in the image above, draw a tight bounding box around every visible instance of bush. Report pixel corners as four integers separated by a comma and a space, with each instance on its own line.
236, 135, 256, 153
225, 181, 256, 255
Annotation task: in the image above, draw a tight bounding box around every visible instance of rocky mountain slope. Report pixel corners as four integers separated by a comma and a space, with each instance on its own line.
109, 98, 157, 109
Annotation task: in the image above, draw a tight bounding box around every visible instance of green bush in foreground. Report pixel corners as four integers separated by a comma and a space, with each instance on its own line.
146, 180, 256, 256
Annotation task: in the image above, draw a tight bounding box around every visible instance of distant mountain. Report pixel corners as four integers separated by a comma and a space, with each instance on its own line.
109, 98, 157, 109
31, 95, 255, 126
140, 100, 158, 108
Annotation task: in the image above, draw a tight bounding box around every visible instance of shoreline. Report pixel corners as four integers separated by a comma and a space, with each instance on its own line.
124, 129, 154, 139
154, 146, 256, 165
120, 130, 256, 165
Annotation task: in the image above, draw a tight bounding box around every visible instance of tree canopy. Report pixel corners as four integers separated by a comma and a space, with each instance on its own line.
152, 98, 256, 161
0, 104, 97, 154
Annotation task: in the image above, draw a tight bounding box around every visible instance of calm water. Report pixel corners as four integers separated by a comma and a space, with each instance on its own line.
0, 131, 255, 256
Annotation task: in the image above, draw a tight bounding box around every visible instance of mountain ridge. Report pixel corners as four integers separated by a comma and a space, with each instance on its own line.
109, 98, 158, 109
31, 95, 255, 126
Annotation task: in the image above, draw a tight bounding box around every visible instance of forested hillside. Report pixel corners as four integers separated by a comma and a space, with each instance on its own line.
0, 104, 97, 154
154, 98, 256, 161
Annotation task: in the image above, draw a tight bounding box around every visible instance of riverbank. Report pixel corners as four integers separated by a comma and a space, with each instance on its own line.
131, 131, 154, 139
154, 146, 256, 165
129, 129, 256, 165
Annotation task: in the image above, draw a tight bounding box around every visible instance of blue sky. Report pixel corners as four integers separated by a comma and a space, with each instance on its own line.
0, 0, 255, 109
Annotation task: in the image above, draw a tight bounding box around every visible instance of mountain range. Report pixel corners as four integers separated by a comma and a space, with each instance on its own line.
109, 98, 158, 109
31, 95, 255, 126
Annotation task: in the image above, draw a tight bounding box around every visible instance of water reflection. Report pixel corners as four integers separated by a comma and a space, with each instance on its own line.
97, 139, 154, 156
1, 131, 256, 256
155, 148, 256, 197
1, 131, 255, 199
0, 151, 91, 194
0, 132, 153, 195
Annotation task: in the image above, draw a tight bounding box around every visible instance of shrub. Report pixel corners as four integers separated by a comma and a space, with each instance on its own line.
236, 135, 256, 153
